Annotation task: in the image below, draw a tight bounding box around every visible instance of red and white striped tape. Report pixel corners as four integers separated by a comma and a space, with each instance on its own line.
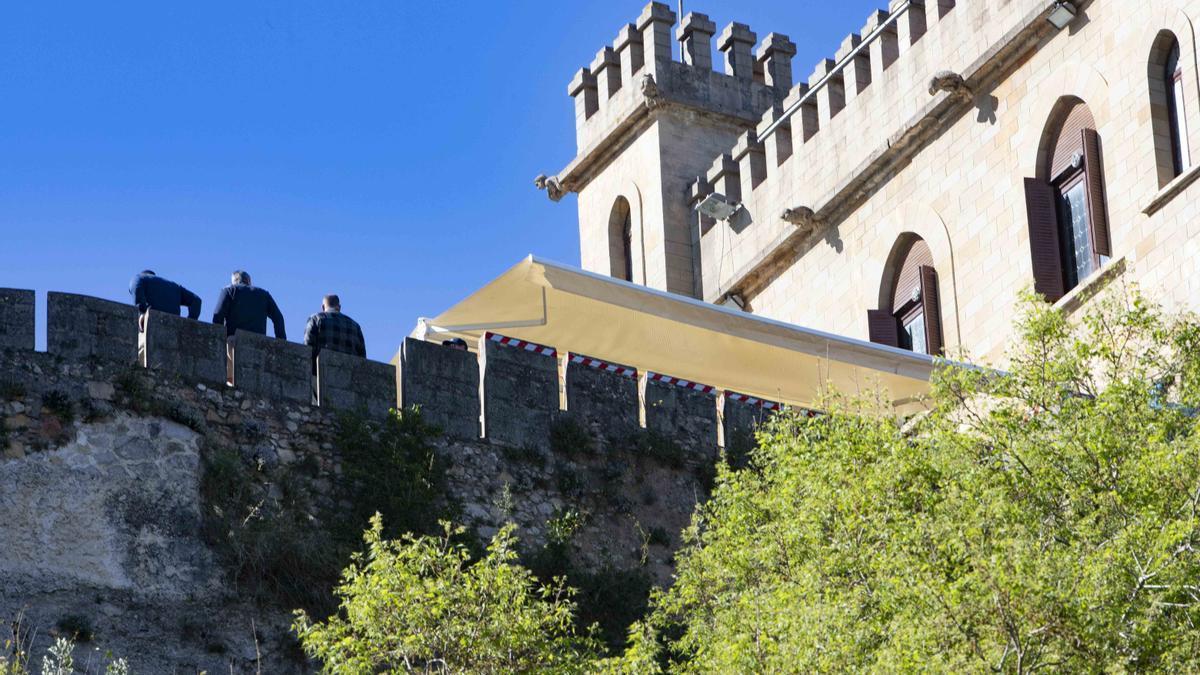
568, 353, 637, 379
485, 332, 557, 357
725, 392, 784, 411
647, 372, 716, 394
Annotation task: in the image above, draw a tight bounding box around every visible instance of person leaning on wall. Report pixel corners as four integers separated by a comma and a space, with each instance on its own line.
129, 270, 203, 365
303, 294, 366, 403
212, 270, 286, 385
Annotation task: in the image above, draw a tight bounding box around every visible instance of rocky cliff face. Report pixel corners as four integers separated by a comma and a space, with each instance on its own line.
0, 347, 715, 671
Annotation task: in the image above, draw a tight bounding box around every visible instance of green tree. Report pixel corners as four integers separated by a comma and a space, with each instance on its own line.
294, 515, 601, 674
650, 290, 1200, 672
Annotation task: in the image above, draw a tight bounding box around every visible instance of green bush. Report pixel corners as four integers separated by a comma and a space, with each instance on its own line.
294, 516, 601, 673
649, 290, 1200, 672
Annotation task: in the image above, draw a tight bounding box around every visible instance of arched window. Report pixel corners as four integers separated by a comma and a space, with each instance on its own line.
1167, 41, 1191, 174
868, 236, 944, 355
1024, 99, 1111, 303
608, 197, 633, 282
1150, 32, 1191, 184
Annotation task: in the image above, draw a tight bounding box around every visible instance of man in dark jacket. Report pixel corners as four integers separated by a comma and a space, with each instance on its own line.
130, 270, 203, 365
303, 294, 366, 363
213, 270, 286, 385
303, 294, 366, 403
212, 270, 286, 339
129, 270, 202, 319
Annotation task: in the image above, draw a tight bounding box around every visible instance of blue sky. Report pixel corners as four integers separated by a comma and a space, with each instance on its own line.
1, 1, 883, 360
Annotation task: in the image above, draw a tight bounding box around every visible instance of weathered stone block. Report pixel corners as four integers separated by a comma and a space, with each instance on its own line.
47, 292, 138, 364
721, 394, 781, 466
144, 311, 227, 386
399, 337, 480, 440
0, 289, 35, 352
481, 337, 558, 450
231, 330, 311, 404
644, 377, 718, 461
565, 355, 639, 444
318, 350, 396, 419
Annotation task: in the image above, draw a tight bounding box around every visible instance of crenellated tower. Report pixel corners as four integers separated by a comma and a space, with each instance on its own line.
537, 2, 791, 298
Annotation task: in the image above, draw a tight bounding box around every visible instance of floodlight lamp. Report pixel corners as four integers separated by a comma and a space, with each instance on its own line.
696, 193, 741, 221
721, 293, 747, 311
1047, 1, 1076, 30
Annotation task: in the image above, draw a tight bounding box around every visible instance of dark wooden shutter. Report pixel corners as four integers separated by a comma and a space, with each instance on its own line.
867, 309, 900, 348
919, 265, 944, 356
1023, 177, 1065, 303
1081, 128, 1111, 257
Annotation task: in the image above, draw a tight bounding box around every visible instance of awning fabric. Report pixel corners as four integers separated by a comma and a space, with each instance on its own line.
418, 256, 940, 412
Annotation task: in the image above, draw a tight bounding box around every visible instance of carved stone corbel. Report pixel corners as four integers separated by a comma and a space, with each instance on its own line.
641, 73, 664, 110
781, 206, 820, 233
928, 70, 972, 101
534, 174, 566, 202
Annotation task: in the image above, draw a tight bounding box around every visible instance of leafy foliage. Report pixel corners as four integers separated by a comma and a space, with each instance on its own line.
0, 630, 127, 675
649, 290, 1200, 672
294, 515, 601, 674
333, 408, 448, 543
201, 407, 448, 616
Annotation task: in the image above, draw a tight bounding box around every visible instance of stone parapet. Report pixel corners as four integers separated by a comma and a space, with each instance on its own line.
47, 292, 139, 364
644, 375, 718, 462
231, 330, 311, 404
721, 393, 783, 465
480, 335, 559, 451
317, 349, 396, 419
21, 291, 760, 462
143, 310, 227, 386
399, 337, 481, 440
0, 289, 35, 352
564, 353, 640, 443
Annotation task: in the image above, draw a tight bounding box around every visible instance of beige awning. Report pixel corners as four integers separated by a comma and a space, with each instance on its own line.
417, 256, 942, 412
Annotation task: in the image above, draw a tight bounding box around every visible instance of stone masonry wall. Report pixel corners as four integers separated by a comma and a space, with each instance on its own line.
691, 0, 1200, 365
0, 294, 755, 671
317, 349, 396, 419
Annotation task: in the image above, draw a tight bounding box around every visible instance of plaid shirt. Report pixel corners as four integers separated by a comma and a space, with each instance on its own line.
303, 310, 366, 359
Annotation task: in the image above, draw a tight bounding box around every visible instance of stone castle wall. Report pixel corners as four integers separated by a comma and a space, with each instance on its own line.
3, 289, 784, 452
0, 290, 785, 672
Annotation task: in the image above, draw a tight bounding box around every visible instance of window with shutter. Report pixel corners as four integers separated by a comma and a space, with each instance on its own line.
1024, 178, 1066, 303
867, 309, 900, 348
919, 265, 944, 356
1029, 99, 1110, 301
871, 236, 944, 354
1081, 128, 1111, 258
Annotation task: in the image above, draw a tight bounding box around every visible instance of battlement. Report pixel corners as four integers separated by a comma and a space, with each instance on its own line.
692, 0, 1059, 301
691, 0, 961, 205
566, 2, 788, 162
0, 289, 800, 460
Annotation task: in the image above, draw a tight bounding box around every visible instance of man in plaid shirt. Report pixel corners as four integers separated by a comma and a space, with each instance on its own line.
303, 294, 367, 370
